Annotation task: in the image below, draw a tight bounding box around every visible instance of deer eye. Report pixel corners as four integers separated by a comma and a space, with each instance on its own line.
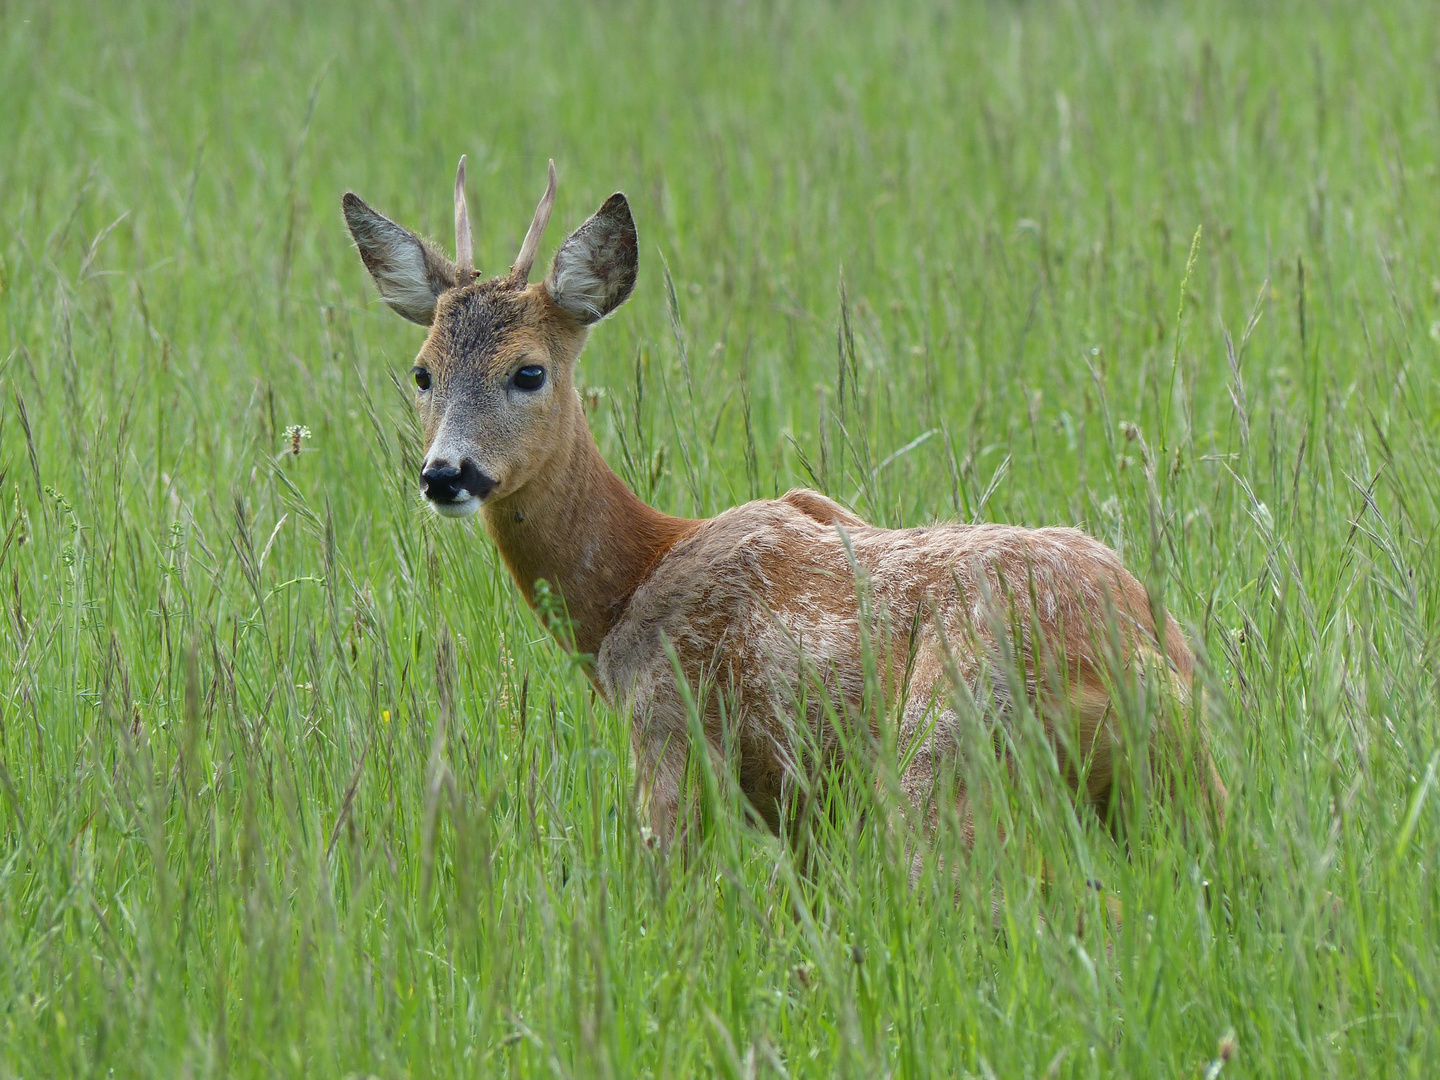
513, 365, 546, 391
413, 368, 431, 391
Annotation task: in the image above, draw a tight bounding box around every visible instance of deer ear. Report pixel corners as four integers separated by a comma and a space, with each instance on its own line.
544, 193, 638, 325
342, 193, 458, 326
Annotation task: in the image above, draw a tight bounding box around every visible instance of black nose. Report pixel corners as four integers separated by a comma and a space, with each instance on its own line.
420, 459, 496, 502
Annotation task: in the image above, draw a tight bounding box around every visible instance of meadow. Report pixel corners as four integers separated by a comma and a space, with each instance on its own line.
2, 0, 1439, 1075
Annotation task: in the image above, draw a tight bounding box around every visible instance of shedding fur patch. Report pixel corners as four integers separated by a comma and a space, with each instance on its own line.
596, 492, 1221, 842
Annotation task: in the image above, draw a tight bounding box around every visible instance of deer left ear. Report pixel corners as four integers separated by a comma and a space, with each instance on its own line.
545, 194, 638, 325
342, 192, 458, 326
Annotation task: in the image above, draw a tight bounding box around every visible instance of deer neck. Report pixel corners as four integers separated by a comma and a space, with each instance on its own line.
483, 399, 696, 658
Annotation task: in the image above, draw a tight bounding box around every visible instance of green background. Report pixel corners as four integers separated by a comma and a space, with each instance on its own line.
1, 0, 1438, 1075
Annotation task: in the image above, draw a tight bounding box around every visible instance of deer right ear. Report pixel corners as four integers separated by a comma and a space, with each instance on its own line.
342, 193, 458, 326
545, 193, 638, 325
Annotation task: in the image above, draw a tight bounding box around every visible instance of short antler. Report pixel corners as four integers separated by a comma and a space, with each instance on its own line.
454, 155, 475, 280
511, 159, 557, 283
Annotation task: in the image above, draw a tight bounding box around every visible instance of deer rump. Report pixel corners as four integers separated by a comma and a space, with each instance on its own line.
598, 490, 1220, 843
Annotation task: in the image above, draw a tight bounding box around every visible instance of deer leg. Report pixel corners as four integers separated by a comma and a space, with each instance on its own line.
895, 701, 982, 875
634, 729, 687, 852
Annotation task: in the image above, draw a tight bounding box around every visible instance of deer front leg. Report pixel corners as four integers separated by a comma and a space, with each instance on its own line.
633, 726, 688, 853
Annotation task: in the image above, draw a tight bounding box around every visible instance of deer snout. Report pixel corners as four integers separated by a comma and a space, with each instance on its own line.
420, 459, 495, 509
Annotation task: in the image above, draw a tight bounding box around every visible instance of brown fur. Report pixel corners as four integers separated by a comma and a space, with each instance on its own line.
343, 163, 1227, 855
599, 497, 1224, 843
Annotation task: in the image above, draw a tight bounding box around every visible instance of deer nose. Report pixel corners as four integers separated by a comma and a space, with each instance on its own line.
420, 459, 496, 502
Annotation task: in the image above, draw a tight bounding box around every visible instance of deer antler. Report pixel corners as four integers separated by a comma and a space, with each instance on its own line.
511, 159, 556, 283
454, 155, 475, 280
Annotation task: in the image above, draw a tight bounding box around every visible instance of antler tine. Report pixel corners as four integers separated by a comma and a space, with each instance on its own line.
454, 155, 475, 280
511, 158, 557, 283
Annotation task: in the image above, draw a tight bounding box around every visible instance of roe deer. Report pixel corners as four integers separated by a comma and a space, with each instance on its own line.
342, 158, 1226, 853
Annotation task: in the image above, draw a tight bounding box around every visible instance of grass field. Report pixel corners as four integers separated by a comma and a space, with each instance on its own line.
3, 0, 1440, 1075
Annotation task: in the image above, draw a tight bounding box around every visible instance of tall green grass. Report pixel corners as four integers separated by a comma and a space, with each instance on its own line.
2, 0, 1438, 1075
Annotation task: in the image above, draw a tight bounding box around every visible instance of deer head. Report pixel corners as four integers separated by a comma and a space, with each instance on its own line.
342, 158, 639, 517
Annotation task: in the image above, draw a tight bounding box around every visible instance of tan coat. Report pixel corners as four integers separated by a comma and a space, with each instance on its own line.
343, 160, 1225, 852
598, 488, 1212, 842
